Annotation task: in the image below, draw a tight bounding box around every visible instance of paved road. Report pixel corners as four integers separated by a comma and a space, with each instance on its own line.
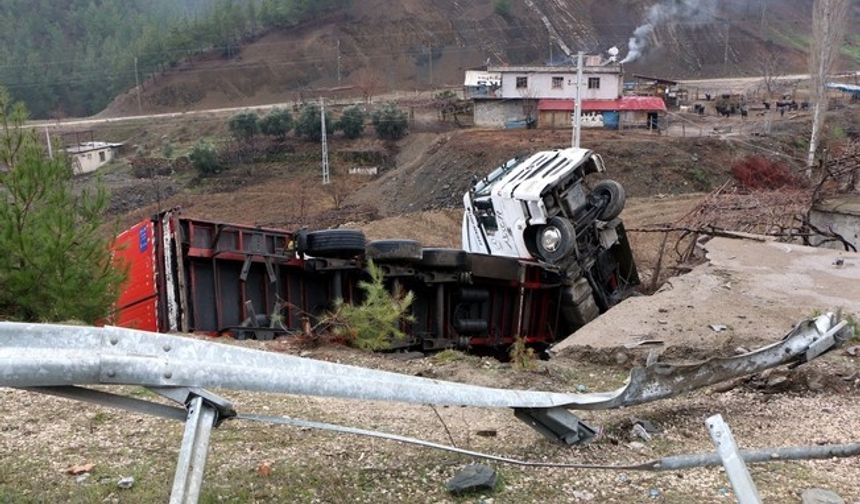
27, 88, 445, 130
679, 71, 860, 93
27, 71, 859, 131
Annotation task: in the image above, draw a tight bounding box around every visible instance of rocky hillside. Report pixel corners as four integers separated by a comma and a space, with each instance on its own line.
105, 0, 860, 115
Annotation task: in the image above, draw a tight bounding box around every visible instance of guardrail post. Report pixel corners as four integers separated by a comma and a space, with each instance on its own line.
170, 396, 218, 504
706, 414, 762, 504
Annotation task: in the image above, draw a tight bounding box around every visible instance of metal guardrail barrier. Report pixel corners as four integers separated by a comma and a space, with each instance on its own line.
0, 312, 855, 502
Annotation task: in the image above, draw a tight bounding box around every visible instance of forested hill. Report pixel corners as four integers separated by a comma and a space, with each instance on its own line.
0, 0, 349, 118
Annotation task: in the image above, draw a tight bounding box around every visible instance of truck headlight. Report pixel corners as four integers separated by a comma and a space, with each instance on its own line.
540, 227, 562, 252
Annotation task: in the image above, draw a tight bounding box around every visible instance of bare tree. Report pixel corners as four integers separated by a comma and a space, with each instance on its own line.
356, 71, 384, 105
806, 0, 849, 177
758, 41, 786, 97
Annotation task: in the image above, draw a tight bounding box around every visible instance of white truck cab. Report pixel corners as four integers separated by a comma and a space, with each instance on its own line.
462, 147, 638, 329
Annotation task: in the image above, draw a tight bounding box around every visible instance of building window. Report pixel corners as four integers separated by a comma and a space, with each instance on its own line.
99, 151, 106, 162
516, 76, 528, 89
551, 76, 564, 89
588, 77, 600, 89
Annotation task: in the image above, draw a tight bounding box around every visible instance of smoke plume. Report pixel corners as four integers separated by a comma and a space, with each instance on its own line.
621, 0, 717, 64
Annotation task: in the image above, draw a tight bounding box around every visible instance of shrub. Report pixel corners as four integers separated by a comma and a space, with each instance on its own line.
260, 108, 293, 139
189, 140, 222, 176
337, 106, 366, 139
0, 88, 124, 323
494, 0, 512, 17
372, 103, 409, 141
509, 335, 538, 370
323, 260, 414, 351
295, 103, 332, 142
730, 155, 799, 190
228, 111, 260, 142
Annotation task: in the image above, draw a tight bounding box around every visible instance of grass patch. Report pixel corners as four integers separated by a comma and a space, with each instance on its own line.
432, 348, 469, 364
129, 386, 157, 398
685, 166, 710, 189
840, 34, 860, 62
90, 411, 112, 426
771, 30, 811, 51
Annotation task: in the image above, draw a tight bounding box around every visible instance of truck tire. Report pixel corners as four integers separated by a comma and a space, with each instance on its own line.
593, 179, 626, 221
304, 229, 366, 259
534, 216, 576, 264
366, 239, 423, 262
559, 277, 600, 331
454, 318, 489, 334
421, 248, 470, 269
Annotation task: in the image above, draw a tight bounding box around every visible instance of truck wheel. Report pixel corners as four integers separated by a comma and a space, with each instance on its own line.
304, 229, 366, 258
560, 277, 600, 331
593, 179, 626, 221
421, 248, 470, 269
534, 216, 575, 264
366, 239, 423, 262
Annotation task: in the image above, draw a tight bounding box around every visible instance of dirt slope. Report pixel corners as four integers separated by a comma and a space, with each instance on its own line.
103, 0, 859, 115
345, 127, 765, 217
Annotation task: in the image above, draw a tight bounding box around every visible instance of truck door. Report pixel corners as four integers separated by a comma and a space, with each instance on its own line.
111, 219, 159, 331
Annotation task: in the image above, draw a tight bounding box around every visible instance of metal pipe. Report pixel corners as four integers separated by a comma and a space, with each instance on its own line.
573, 51, 584, 148
238, 412, 860, 472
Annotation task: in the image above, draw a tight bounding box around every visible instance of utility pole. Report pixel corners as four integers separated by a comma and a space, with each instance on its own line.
428, 44, 433, 86
549, 39, 553, 63
44, 128, 53, 160
572, 51, 584, 148
723, 24, 730, 67
134, 56, 143, 115
336, 39, 342, 84
320, 98, 330, 185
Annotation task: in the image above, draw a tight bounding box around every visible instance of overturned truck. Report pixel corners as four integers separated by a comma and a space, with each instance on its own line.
112, 147, 638, 349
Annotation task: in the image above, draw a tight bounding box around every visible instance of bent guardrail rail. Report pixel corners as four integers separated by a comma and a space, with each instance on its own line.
0, 312, 853, 503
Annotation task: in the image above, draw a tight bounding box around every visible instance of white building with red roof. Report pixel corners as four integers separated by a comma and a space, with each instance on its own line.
470, 58, 667, 130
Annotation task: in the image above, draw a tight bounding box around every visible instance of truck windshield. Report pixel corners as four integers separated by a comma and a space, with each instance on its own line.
473, 157, 521, 197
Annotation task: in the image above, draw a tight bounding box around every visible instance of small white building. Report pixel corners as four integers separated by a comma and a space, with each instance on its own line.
65, 141, 123, 175
489, 60, 623, 101
473, 58, 626, 128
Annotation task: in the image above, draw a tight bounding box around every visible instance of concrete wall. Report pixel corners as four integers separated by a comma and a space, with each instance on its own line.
474, 100, 532, 128
620, 111, 663, 129
499, 71, 621, 100
809, 206, 860, 251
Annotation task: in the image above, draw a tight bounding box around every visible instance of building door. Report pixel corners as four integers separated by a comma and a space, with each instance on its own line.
648, 113, 659, 130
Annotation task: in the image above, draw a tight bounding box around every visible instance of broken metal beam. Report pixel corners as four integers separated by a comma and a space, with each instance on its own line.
0, 314, 849, 413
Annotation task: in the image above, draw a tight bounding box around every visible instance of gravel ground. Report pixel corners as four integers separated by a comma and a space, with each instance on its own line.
1, 339, 858, 503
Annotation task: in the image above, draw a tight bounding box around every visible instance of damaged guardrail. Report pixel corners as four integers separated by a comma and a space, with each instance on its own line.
0, 312, 854, 503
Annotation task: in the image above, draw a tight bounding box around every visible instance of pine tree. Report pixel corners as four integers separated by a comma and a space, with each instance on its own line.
324, 260, 414, 351
0, 88, 125, 322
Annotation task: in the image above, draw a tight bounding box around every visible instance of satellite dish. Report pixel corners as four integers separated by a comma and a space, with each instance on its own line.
607, 46, 620, 57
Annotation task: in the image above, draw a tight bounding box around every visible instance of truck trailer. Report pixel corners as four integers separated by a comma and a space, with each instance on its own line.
111, 147, 639, 350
